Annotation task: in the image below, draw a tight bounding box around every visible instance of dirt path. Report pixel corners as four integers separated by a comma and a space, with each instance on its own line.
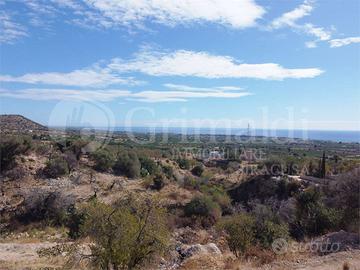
0, 242, 64, 270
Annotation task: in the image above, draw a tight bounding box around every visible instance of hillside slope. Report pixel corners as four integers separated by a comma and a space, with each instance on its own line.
0, 114, 47, 133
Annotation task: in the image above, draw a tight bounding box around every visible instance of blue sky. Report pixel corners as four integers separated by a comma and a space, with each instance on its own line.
0, 0, 359, 130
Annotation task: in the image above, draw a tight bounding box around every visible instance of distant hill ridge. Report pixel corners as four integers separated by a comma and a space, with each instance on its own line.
0, 114, 48, 133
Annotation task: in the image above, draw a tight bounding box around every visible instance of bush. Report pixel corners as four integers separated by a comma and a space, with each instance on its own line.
15, 191, 76, 227
152, 174, 166, 191
255, 220, 289, 249
43, 155, 69, 178
91, 149, 114, 172
183, 176, 199, 190
276, 178, 301, 200
177, 158, 191, 170
162, 165, 174, 179
295, 188, 341, 237
80, 197, 169, 270
184, 196, 221, 225
113, 151, 141, 178
5, 166, 28, 180
200, 184, 232, 214
191, 165, 204, 177
63, 151, 78, 171
331, 171, 360, 232
218, 213, 256, 257
139, 156, 160, 176
0, 136, 32, 172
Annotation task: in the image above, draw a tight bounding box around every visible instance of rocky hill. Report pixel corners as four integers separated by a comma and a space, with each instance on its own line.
0, 114, 48, 133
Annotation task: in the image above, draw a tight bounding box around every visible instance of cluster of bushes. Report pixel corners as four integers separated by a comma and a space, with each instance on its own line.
218, 210, 289, 257
0, 135, 32, 172
90, 149, 114, 172
113, 151, 141, 178
184, 195, 222, 227
293, 187, 341, 238
79, 197, 169, 269
176, 158, 191, 170
228, 175, 301, 204
43, 154, 70, 178
182, 182, 232, 227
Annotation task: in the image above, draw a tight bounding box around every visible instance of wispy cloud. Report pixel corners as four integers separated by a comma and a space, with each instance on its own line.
270, 0, 313, 29
163, 83, 244, 92
0, 0, 265, 44
329, 37, 360, 48
269, 0, 331, 48
0, 85, 252, 103
110, 49, 323, 80
0, 11, 28, 44
0, 64, 142, 87
80, 0, 265, 29
0, 48, 324, 87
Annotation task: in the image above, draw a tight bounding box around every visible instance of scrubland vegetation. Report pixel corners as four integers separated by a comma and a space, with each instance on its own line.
0, 132, 359, 269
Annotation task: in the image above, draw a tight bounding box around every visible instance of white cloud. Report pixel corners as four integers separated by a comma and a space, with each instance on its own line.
305, 41, 317, 48
0, 85, 251, 103
110, 49, 323, 80
302, 23, 331, 41
131, 90, 251, 103
163, 83, 244, 92
1, 0, 265, 42
0, 88, 131, 101
82, 0, 265, 29
0, 65, 141, 87
1, 49, 323, 86
329, 37, 360, 48
271, 0, 313, 29
269, 1, 332, 46
0, 11, 28, 44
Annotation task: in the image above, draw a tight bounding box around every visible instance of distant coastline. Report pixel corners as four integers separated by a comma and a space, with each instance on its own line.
51, 126, 360, 143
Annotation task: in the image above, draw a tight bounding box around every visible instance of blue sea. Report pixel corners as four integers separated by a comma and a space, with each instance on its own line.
107, 127, 360, 143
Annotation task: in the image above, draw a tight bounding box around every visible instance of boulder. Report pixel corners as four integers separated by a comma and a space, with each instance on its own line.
314, 230, 360, 254
178, 243, 221, 258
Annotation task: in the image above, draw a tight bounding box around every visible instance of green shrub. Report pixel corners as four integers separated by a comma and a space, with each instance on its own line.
255, 220, 289, 249
113, 151, 141, 178
43, 155, 69, 178
218, 213, 256, 257
191, 165, 204, 176
177, 158, 191, 170
295, 188, 341, 237
139, 156, 159, 176
276, 178, 301, 200
0, 136, 32, 172
183, 176, 200, 190
162, 165, 174, 179
80, 197, 169, 270
152, 174, 166, 190
200, 184, 231, 213
91, 149, 114, 172
184, 196, 221, 224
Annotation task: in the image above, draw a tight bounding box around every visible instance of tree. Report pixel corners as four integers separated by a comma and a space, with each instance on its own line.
319, 152, 326, 178
80, 196, 169, 270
